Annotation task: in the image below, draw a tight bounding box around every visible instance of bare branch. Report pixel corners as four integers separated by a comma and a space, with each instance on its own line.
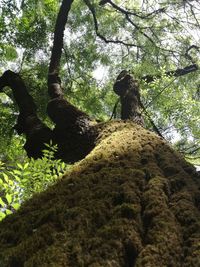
124, 13, 155, 45
84, 0, 140, 47
105, 0, 166, 19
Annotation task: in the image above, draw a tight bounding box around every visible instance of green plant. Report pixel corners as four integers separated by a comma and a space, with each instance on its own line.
0, 142, 68, 221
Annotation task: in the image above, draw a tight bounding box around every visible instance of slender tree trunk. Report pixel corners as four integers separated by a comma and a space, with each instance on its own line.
48, 0, 74, 98
0, 121, 199, 267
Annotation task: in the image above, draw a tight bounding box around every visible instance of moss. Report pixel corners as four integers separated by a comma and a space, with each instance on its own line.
0, 121, 199, 266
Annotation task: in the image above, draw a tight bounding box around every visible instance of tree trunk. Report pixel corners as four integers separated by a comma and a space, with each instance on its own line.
0, 121, 199, 267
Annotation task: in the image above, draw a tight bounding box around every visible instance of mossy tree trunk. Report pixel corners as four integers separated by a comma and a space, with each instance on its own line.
0, 1, 200, 265
0, 121, 199, 267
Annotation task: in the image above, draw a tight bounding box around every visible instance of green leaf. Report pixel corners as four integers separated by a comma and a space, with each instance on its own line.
12, 175, 21, 182
8, 179, 14, 186
13, 170, 22, 175
17, 163, 23, 170
0, 211, 6, 221
2, 173, 9, 183
11, 202, 20, 210
6, 193, 12, 204
0, 197, 5, 207
5, 209, 12, 215
23, 171, 31, 176
24, 163, 29, 169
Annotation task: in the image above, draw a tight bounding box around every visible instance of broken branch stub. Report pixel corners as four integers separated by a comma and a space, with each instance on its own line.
113, 70, 144, 125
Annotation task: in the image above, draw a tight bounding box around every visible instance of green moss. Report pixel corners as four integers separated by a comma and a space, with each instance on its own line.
0, 121, 199, 266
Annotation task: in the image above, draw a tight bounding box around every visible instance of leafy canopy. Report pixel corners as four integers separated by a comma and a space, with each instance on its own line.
0, 0, 199, 159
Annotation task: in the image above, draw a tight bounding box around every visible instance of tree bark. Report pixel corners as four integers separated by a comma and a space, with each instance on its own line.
0, 70, 53, 159
0, 70, 97, 162
48, 0, 74, 98
0, 121, 199, 267
113, 70, 144, 124
142, 64, 198, 83
46, 0, 97, 163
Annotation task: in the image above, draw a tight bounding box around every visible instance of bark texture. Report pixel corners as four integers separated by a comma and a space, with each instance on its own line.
0, 121, 199, 267
113, 71, 144, 124
0, 70, 97, 162
141, 64, 198, 83
0, 70, 53, 159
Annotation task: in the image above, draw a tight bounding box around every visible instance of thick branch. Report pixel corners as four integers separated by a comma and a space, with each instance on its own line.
0, 70, 52, 158
48, 0, 74, 76
47, 0, 94, 127
45, 0, 98, 163
48, 0, 74, 99
113, 70, 144, 125
142, 64, 198, 83
0, 70, 36, 115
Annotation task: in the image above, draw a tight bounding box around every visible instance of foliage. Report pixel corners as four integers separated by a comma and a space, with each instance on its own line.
0, 142, 68, 221
0, 0, 199, 163
0, 94, 16, 153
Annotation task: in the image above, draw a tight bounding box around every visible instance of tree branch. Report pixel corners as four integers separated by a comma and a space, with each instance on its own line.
84, 0, 139, 47
185, 45, 199, 63
0, 70, 52, 158
142, 64, 198, 83
102, 0, 166, 19
48, 0, 74, 99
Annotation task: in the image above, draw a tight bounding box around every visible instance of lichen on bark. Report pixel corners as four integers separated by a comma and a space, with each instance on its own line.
0, 121, 199, 267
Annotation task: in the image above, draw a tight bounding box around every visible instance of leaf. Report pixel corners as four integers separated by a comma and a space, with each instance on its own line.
5, 193, 12, 204
23, 163, 29, 169
5, 209, 12, 215
13, 170, 22, 175
8, 179, 14, 186
23, 171, 31, 176
12, 175, 21, 182
11, 202, 20, 210
0, 211, 6, 221
2, 173, 9, 183
17, 163, 23, 170
61, 162, 66, 169
0, 197, 5, 207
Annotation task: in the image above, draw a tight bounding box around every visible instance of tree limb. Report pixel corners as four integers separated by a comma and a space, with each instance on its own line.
84, 0, 140, 48
0, 70, 52, 158
101, 0, 166, 19
142, 64, 198, 83
48, 0, 74, 99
